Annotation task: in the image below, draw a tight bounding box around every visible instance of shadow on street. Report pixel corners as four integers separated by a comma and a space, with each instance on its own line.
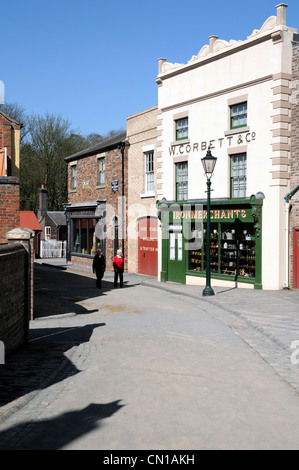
0, 264, 113, 417
0, 401, 125, 449
34, 264, 137, 318
0, 323, 105, 411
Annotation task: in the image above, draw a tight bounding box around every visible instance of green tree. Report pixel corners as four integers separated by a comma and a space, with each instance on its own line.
22, 114, 88, 212
0, 102, 29, 143
1, 102, 124, 212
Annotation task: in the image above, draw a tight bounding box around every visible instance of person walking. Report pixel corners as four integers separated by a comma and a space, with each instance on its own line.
113, 249, 124, 288
93, 248, 106, 289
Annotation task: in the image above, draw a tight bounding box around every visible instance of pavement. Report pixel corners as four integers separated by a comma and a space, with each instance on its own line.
0, 257, 299, 449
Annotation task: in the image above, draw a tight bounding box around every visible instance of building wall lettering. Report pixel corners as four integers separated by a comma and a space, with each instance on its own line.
169, 132, 256, 156
173, 208, 249, 221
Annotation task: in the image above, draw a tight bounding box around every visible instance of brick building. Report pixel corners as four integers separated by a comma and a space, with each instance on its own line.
0, 110, 22, 243
64, 131, 129, 271
0, 110, 22, 178
0, 176, 20, 243
126, 106, 159, 276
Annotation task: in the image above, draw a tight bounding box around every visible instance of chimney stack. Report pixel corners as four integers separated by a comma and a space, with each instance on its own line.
38, 185, 47, 220
209, 35, 219, 54
276, 3, 288, 26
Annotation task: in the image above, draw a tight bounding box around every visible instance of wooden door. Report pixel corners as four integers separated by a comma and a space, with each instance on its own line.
138, 217, 158, 277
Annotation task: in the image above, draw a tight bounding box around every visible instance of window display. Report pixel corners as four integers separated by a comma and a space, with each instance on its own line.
188, 222, 256, 280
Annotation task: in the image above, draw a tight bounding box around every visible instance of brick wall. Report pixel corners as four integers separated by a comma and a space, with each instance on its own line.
0, 177, 20, 243
126, 106, 158, 273
290, 40, 299, 288
0, 112, 22, 177
67, 144, 128, 271
0, 115, 13, 161
0, 243, 28, 356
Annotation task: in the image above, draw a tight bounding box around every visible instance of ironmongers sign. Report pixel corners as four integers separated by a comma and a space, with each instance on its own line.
173, 208, 251, 221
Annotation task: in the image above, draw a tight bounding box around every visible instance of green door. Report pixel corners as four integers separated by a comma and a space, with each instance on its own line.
168, 229, 186, 284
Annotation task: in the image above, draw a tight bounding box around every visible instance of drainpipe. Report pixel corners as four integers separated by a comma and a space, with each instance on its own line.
284, 185, 299, 289
284, 197, 290, 289
119, 139, 129, 260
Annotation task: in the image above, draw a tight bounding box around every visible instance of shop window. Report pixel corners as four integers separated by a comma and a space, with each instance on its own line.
145, 151, 154, 192
231, 153, 247, 198
230, 102, 247, 129
176, 162, 188, 201
188, 222, 256, 280
175, 117, 188, 141
71, 165, 77, 190
98, 157, 105, 185
71, 217, 102, 256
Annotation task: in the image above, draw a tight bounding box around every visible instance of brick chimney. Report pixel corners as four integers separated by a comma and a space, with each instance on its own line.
37, 185, 47, 220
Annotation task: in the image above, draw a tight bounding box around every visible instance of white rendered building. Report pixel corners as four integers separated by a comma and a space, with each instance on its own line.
156, 4, 297, 290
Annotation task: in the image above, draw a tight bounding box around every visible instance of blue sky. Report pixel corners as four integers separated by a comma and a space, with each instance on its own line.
2, 0, 299, 137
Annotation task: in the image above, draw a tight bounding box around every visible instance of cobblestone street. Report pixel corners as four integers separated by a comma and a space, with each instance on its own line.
0, 261, 299, 450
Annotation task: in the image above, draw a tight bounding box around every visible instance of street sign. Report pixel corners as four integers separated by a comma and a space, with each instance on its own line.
111, 179, 119, 192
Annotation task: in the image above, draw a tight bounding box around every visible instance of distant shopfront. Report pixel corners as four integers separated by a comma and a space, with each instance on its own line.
157, 194, 263, 290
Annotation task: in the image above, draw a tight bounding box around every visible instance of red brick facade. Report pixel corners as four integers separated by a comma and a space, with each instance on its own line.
0, 177, 20, 243
65, 132, 128, 271
0, 111, 22, 177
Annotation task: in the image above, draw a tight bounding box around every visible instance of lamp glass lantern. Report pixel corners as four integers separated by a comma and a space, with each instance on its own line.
201, 147, 217, 178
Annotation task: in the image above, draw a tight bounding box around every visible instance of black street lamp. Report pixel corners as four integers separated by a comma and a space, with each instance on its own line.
201, 147, 217, 296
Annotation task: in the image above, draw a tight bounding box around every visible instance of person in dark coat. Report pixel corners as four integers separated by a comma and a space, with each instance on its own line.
93, 248, 106, 289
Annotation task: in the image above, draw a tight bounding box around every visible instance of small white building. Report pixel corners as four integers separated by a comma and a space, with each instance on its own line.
156, 4, 297, 290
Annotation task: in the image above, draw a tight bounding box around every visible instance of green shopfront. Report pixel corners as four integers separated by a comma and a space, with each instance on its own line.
157, 193, 264, 289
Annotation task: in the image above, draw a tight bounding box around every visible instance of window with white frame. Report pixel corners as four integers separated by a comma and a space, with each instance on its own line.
230, 153, 247, 198
230, 102, 247, 129
145, 151, 154, 192
45, 226, 51, 240
98, 157, 105, 185
176, 162, 188, 201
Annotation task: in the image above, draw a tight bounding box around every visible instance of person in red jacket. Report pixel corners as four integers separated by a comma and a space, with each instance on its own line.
113, 249, 124, 288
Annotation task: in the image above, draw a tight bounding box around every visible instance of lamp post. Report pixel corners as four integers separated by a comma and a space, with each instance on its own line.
201, 147, 217, 297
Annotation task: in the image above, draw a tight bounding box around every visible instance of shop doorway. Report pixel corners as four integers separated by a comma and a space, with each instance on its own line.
168, 227, 186, 284
294, 228, 299, 289
138, 217, 158, 277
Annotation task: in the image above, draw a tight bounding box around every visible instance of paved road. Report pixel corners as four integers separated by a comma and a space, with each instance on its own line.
0, 262, 299, 450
